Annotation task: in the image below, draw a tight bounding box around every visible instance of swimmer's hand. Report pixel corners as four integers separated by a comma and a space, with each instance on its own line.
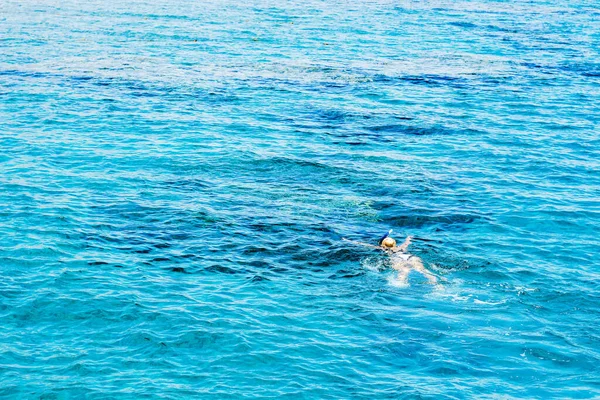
398, 235, 413, 252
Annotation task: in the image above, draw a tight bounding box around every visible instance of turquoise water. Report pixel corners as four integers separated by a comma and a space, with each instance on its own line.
1, 0, 600, 398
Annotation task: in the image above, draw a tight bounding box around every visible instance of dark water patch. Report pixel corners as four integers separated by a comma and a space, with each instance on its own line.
203, 264, 239, 274
131, 31, 204, 43
367, 124, 434, 136
250, 74, 356, 93
380, 213, 483, 230
365, 123, 478, 137
581, 71, 600, 78
480, 75, 513, 86
71, 75, 94, 82
315, 109, 350, 122
303, 108, 414, 133
244, 220, 335, 237
167, 212, 224, 229
291, 122, 337, 131
177, 253, 202, 261
245, 76, 304, 93
88, 203, 217, 234
87, 261, 109, 266
411, 236, 443, 244
247, 157, 355, 184
248, 275, 270, 283
172, 331, 222, 350
486, 24, 521, 34
519, 61, 600, 78
373, 73, 468, 88
238, 247, 340, 277
371, 74, 395, 84
328, 270, 365, 280
168, 267, 190, 274
163, 177, 211, 191
246, 260, 271, 268
317, 247, 368, 265
322, 81, 349, 89
88, 201, 164, 219
132, 248, 152, 254
449, 21, 478, 29
275, 243, 304, 255
247, 222, 291, 235
0, 69, 56, 80
0, 70, 242, 106
104, 10, 198, 21
473, 269, 513, 282
331, 140, 369, 146
241, 245, 278, 257
319, 130, 394, 144
520, 62, 550, 72
252, 156, 329, 170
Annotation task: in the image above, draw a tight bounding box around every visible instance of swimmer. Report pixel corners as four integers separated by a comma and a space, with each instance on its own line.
343, 230, 438, 286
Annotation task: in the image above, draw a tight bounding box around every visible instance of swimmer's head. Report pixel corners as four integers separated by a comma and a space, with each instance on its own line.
381, 237, 396, 248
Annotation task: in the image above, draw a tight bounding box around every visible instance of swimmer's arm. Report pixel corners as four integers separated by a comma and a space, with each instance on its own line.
397, 236, 413, 252
342, 238, 381, 250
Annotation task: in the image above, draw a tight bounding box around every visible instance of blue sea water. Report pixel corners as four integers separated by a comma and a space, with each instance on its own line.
1, 0, 600, 398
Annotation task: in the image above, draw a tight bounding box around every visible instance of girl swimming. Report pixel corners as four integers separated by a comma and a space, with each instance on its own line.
343, 230, 438, 286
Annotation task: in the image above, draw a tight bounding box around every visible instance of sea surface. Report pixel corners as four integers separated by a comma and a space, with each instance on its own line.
1, 0, 599, 398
